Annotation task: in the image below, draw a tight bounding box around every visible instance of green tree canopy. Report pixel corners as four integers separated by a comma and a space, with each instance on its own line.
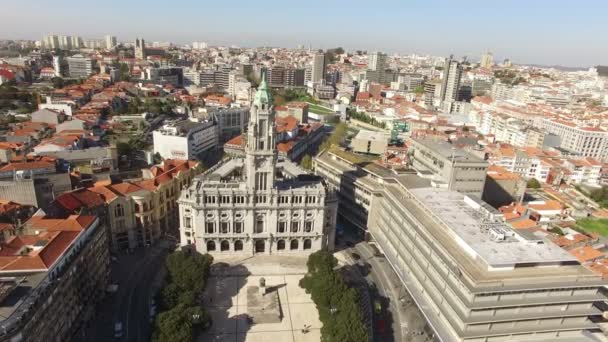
300, 154, 313, 170
526, 178, 541, 189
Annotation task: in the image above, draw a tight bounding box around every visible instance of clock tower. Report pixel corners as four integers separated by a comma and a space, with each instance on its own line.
245, 73, 277, 191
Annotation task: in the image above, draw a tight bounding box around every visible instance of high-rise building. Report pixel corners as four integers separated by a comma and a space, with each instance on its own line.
369, 52, 386, 71
104, 35, 117, 49
70, 36, 82, 49
366, 52, 388, 83
177, 75, 338, 255
43, 34, 60, 49
52, 56, 62, 77
480, 50, 494, 68
440, 56, 463, 108
59, 35, 72, 50
135, 38, 146, 59
311, 52, 326, 84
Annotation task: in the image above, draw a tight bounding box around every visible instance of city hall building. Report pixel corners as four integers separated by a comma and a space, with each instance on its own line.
177, 77, 337, 255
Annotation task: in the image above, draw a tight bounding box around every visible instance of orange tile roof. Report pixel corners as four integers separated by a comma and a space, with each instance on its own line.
569, 246, 605, 263
510, 219, 538, 229
528, 200, 562, 211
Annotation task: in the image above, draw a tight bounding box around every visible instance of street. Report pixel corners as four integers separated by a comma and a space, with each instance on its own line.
336, 224, 435, 342
77, 243, 169, 342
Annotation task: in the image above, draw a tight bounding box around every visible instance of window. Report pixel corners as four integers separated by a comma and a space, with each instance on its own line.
291, 222, 299, 233
234, 240, 243, 251
290, 240, 299, 250
220, 240, 230, 251
255, 219, 264, 233
115, 204, 125, 217
184, 217, 192, 229
277, 240, 286, 250
303, 239, 312, 250
207, 241, 216, 251
304, 221, 313, 233
205, 222, 215, 234
278, 222, 286, 233
234, 222, 243, 234
220, 222, 229, 234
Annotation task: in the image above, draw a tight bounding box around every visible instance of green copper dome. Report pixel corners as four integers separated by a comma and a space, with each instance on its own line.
253, 70, 273, 108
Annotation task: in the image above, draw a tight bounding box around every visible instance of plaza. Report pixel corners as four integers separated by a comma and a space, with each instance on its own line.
198, 256, 322, 342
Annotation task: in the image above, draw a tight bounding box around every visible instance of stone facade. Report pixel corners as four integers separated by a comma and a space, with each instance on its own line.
178, 76, 337, 256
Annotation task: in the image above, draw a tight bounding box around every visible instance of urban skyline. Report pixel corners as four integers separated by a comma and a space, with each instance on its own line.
1, 0, 607, 67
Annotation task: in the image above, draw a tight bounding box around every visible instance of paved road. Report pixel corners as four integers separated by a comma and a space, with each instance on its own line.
354, 242, 433, 342
78, 244, 168, 342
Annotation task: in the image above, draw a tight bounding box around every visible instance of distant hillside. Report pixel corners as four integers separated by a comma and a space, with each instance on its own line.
597, 66, 608, 77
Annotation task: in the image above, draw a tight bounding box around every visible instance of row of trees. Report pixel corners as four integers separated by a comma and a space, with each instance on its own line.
114, 97, 178, 115
348, 109, 387, 129
299, 251, 368, 342
589, 186, 608, 208
152, 250, 214, 342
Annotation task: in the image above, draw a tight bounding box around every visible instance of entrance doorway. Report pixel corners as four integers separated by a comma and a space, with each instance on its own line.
255, 240, 265, 253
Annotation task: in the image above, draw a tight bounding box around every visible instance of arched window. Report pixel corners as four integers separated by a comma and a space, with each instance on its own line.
221, 240, 230, 251
303, 239, 312, 250
234, 240, 243, 251
277, 240, 286, 250
207, 241, 216, 251
290, 239, 299, 250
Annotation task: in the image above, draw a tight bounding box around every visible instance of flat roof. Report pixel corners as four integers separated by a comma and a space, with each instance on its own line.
412, 138, 486, 163
409, 187, 577, 268
353, 129, 388, 142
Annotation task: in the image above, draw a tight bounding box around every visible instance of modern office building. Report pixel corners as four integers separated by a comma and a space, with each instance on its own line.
177, 77, 337, 255
152, 118, 219, 160
368, 185, 607, 341
366, 52, 388, 84
143, 67, 183, 86
408, 138, 488, 196
311, 52, 326, 84
210, 107, 249, 142
0, 215, 109, 342
67, 54, 94, 78
313, 149, 385, 232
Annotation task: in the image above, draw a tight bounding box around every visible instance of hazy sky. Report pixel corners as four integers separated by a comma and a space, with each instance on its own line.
1, 0, 607, 67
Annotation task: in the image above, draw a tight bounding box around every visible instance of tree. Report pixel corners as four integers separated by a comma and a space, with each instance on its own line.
526, 178, 541, 189
300, 154, 313, 170
300, 251, 368, 342
51, 77, 64, 89
413, 85, 424, 94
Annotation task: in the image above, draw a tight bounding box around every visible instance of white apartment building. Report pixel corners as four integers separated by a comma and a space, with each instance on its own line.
541, 119, 608, 161
563, 158, 602, 186
489, 148, 553, 183
177, 77, 338, 256
153, 118, 218, 160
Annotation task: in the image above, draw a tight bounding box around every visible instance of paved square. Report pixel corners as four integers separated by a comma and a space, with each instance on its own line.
198, 256, 322, 342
